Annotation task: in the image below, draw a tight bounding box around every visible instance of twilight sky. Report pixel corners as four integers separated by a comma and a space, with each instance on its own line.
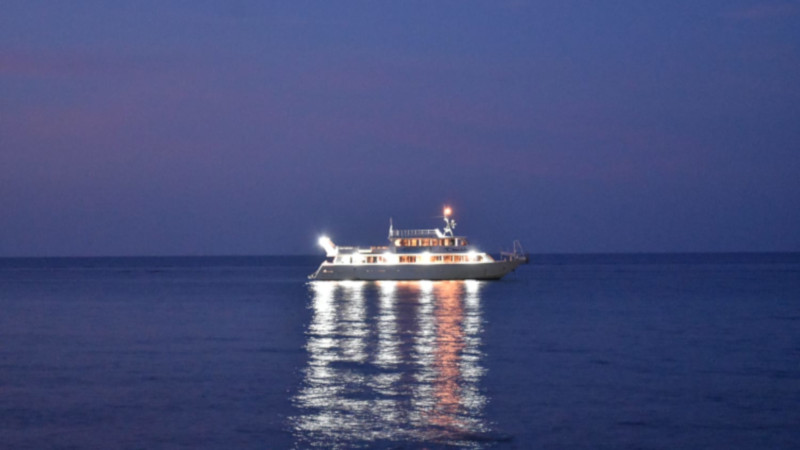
1, 1, 799, 256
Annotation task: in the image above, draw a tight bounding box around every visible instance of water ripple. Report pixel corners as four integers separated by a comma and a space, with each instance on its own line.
291, 280, 493, 448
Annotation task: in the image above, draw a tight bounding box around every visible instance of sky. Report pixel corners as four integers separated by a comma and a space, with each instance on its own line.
1, 1, 799, 256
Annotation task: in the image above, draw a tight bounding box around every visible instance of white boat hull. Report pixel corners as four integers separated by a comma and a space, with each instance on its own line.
310, 259, 524, 281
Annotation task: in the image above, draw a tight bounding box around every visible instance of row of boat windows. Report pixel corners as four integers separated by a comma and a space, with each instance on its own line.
394, 238, 469, 247
400, 255, 482, 263
334, 254, 485, 264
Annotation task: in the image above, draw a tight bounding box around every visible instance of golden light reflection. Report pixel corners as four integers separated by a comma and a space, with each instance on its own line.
293, 280, 489, 447
375, 281, 399, 368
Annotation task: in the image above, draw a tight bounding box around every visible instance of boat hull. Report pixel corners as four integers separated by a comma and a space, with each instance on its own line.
310, 259, 524, 281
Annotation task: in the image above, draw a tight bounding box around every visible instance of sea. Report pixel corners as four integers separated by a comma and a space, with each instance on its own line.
1, 254, 798, 449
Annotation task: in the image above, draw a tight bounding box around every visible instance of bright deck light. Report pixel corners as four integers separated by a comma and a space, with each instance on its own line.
443, 206, 452, 216
318, 236, 337, 256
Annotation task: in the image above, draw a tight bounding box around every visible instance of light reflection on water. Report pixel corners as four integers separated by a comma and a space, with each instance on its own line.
291, 280, 491, 448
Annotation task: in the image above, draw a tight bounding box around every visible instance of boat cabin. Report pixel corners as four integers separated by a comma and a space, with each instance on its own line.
392, 237, 469, 248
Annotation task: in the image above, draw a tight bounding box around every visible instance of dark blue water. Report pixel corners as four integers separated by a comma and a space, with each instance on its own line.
1, 254, 798, 449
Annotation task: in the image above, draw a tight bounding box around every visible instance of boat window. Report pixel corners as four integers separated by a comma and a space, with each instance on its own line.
399, 255, 417, 263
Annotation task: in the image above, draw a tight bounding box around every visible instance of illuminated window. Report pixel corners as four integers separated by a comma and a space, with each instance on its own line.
399, 256, 417, 263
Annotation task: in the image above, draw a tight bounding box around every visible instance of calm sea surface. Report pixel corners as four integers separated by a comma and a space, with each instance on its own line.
1, 254, 798, 449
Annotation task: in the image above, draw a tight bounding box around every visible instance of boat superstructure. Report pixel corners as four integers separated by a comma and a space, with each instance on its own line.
309, 207, 527, 281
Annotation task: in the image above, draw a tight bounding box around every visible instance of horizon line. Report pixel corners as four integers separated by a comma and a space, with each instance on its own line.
1, 251, 799, 259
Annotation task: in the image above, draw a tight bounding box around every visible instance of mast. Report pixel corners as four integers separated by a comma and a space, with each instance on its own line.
442, 206, 456, 237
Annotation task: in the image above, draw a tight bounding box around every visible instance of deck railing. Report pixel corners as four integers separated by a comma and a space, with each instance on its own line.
389, 229, 440, 238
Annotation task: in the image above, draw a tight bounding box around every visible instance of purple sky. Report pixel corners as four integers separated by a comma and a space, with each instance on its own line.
1, 1, 799, 256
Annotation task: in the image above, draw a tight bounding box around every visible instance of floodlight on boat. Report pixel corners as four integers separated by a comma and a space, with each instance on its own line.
443, 206, 452, 217
318, 235, 337, 256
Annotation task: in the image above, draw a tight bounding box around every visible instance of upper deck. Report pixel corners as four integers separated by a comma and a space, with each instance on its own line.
333, 235, 471, 255
318, 206, 474, 257
391, 236, 469, 249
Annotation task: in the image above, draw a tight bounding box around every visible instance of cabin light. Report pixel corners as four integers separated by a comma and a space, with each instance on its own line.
468, 251, 478, 262
421, 251, 431, 264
